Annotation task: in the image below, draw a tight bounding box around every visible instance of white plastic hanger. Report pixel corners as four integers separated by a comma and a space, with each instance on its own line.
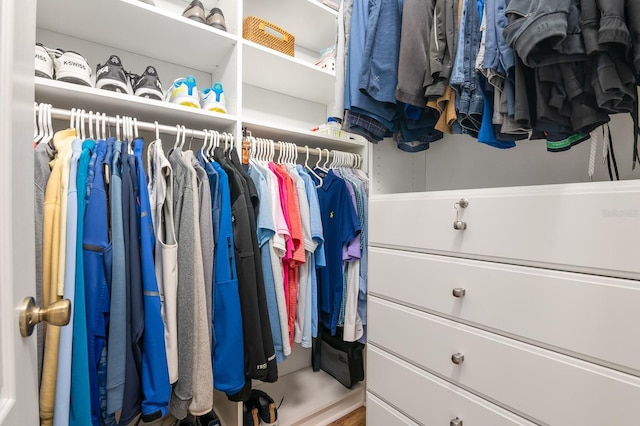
318, 148, 330, 172
39, 104, 52, 148
80, 110, 87, 140
102, 113, 107, 140
179, 125, 186, 150
45, 104, 54, 147
33, 102, 38, 141
133, 118, 139, 139
88, 111, 95, 140
173, 124, 181, 150
95, 111, 101, 140
304, 145, 323, 188
200, 129, 209, 160
115, 115, 121, 141
154, 121, 160, 143
34, 103, 45, 144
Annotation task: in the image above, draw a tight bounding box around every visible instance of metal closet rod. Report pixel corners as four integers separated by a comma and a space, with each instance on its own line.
40, 104, 362, 162
45, 106, 218, 140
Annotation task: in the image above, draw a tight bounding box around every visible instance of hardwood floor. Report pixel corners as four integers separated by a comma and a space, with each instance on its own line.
328, 406, 366, 426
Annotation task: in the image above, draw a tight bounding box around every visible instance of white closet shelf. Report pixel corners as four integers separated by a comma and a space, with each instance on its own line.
243, 119, 367, 152
242, 41, 336, 106
36, 0, 237, 74
35, 77, 237, 131
253, 367, 365, 425
243, 0, 337, 53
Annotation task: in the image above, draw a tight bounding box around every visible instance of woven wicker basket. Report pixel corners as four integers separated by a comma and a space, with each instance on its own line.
243, 16, 295, 57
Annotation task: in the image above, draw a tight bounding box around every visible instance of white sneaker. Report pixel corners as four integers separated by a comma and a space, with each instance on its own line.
54, 50, 92, 87
165, 75, 200, 108
35, 43, 56, 79
200, 82, 227, 113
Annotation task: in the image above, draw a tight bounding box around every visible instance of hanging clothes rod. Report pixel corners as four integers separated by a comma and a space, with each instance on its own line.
43, 105, 213, 139
36, 103, 363, 166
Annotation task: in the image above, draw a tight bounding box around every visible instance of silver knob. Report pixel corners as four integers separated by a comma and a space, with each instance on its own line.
451, 353, 465, 365
457, 198, 469, 208
452, 288, 466, 298
453, 221, 467, 230
453, 199, 469, 231
450, 417, 463, 426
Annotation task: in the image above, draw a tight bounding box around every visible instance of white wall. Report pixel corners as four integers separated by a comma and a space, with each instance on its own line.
372, 113, 640, 194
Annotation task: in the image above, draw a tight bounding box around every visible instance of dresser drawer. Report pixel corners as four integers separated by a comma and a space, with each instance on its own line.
369, 181, 640, 279
368, 298, 640, 426
366, 392, 419, 426
369, 247, 640, 373
367, 346, 536, 426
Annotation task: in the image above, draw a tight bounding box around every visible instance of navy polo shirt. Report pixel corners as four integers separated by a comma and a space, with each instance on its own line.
313, 170, 361, 335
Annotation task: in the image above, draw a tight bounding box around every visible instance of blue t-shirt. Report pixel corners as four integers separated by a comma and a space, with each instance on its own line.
312, 170, 361, 335
248, 164, 285, 362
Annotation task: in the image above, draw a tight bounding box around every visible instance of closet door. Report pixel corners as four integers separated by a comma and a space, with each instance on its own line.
0, 0, 40, 425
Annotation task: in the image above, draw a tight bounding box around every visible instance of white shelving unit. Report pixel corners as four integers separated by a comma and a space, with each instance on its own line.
243, 119, 367, 152
33, 0, 367, 424
37, 0, 237, 74
242, 41, 336, 105
35, 77, 238, 131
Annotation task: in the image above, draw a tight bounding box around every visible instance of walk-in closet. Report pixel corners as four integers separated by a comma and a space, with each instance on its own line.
2, 0, 640, 425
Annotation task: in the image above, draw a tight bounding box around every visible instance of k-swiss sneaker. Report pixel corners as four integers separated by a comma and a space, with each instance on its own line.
165, 75, 201, 108
130, 66, 163, 101
200, 82, 227, 113
53, 50, 92, 86
182, 0, 206, 24
34, 43, 56, 79
95, 55, 130, 94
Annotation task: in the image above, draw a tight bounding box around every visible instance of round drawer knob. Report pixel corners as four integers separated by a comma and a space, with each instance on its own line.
453, 220, 467, 230
450, 417, 464, 426
453, 199, 469, 231
452, 288, 466, 298
451, 353, 465, 365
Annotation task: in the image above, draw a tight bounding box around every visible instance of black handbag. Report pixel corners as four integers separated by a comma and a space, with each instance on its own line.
312, 324, 365, 389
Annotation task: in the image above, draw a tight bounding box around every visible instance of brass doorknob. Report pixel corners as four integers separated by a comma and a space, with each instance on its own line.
19, 297, 71, 337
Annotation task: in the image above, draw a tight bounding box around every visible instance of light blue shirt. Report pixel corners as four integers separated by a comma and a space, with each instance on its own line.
248, 164, 285, 362
106, 139, 126, 415
53, 138, 81, 426
297, 167, 325, 339
70, 139, 95, 426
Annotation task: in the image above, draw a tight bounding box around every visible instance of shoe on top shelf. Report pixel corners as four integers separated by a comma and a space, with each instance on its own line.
95, 54, 131, 94
165, 75, 201, 108
35, 43, 57, 79
200, 82, 227, 113
130, 65, 163, 101
182, 0, 207, 24
53, 49, 92, 87
206, 7, 227, 31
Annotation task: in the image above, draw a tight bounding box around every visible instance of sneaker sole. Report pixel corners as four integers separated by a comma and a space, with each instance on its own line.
56, 68, 91, 86
134, 87, 164, 101
202, 102, 227, 114
96, 77, 129, 94
35, 69, 53, 79
169, 94, 201, 108
208, 23, 227, 31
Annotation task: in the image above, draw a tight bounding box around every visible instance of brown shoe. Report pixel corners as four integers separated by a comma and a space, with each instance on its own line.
182, 0, 206, 24
205, 7, 227, 32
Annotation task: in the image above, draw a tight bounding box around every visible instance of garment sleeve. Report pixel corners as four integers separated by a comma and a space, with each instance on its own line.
340, 186, 361, 248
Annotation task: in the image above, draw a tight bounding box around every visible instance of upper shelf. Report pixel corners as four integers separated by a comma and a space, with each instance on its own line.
35, 77, 238, 131
36, 0, 237, 74
243, 0, 337, 53
242, 41, 336, 105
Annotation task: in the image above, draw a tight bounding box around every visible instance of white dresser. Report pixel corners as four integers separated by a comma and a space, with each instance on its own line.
367, 180, 640, 425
